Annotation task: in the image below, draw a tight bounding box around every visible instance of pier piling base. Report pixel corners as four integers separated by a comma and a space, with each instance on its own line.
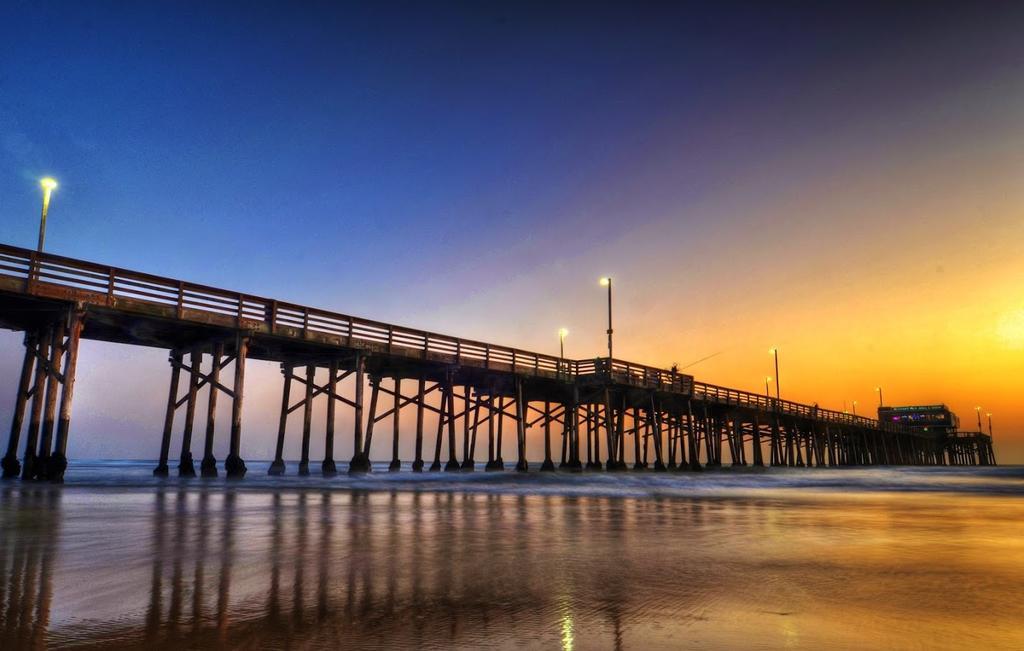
200, 455, 218, 478
349, 453, 371, 474
47, 453, 68, 482
178, 452, 196, 477
224, 454, 246, 478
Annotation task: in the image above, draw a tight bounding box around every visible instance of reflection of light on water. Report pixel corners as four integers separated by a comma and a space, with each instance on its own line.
559, 598, 574, 651
781, 618, 799, 648
561, 613, 574, 651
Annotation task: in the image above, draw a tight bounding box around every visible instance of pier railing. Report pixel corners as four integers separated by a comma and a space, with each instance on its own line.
0, 243, 906, 434
574, 358, 694, 393
692, 380, 904, 432
0, 244, 683, 387
0, 244, 575, 376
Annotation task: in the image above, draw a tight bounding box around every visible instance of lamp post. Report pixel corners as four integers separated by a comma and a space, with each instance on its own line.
599, 277, 613, 360
875, 386, 883, 408
764, 376, 772, 398
975, 406, 983, 433
987, 413, 993, 438
852, 400, 858, 417
37, 177, 58, 252
558, 328, 568, 376
768, 347, 780, 399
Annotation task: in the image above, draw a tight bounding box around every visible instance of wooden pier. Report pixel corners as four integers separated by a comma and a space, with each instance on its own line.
0, 243, 995, 481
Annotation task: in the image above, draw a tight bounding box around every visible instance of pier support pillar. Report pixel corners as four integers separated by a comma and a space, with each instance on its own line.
751, 416, 765, 467
2, 332, 38, 479
348, 353, 371, 474
299, 364, 314, 476
323, 360, 339, 476
560, 402, 569, 469
269, 363, 291, 475
459, 384, 473, 471
666, 413, 677, 470
48, 311, 84, 482
676, 412, 689, 470
582, 403, 592, 468
389, 377, 402, 472
566, 385, 582, 471
514, 378, 528, 472
412, 377, 425, 472
462, 385, 479, 471
632, 408, 643, 470
361, 377, 381, 470
445, 378, 461, 472
35, 322, 65, 479
201, 343, 224, 477
541, 401, 555, 471
21, 328, 51, 479
686, 401, 701, 471
224, 336, 248, 478
486, 395, 505, 471
430, 384, 445, 472
651, 403, 666, 471
485, 393, 501, 471
177, 347, 201, 478
154, 350, 182, 477
601, 393, 613, 469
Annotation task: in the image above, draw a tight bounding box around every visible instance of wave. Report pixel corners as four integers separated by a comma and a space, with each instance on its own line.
15, 460, 1023, 499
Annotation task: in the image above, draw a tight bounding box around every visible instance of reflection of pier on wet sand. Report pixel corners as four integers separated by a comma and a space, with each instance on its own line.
2, 484, 1023, 649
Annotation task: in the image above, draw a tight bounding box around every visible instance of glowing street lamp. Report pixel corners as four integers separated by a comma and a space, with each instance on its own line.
768, 347, 780, 399
37, 177, 58, 252
599, 277, 613, 359
975, 406, 983, 432
852, 400, 858, 416
875, 386, 883, 408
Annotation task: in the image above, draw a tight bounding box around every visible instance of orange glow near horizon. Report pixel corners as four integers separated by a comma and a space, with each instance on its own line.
431, 127, 1024, 463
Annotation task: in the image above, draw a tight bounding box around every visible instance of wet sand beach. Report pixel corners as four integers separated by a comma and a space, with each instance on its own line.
2, 463, 1023, 650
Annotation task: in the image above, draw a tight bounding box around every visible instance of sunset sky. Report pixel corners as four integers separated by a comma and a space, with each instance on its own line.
1, 2, 1022, 462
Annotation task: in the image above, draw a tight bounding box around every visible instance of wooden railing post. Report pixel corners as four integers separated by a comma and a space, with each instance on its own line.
106, 269, 115, 306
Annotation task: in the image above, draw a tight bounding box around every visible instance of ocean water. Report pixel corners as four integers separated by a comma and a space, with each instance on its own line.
1, 462, 1023, 650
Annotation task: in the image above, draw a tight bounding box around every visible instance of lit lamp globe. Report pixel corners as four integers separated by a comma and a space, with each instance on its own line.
37, 177, 59, 252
